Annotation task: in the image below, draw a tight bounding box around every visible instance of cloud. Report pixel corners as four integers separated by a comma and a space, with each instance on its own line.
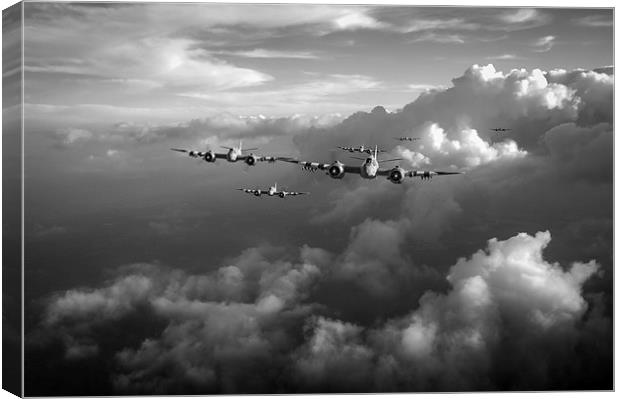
31, 221, 612, 393
50, 111, 344, 149
219, 49, 320, 59
498, 8, 550, 27
407, 83, 445, 92
53, 128, 94, 147
293, 231, 609, 391
38, 244, 326, 391
177, 73, 383, 115
28, 36, 273, 92
333, 10, 387, 30
574, 15, 613, 28
485, 54, 518, 60
403, 18, 479, 33
408, 32, 465, 44
532, 35, 555, 52
396, 122, 527, 170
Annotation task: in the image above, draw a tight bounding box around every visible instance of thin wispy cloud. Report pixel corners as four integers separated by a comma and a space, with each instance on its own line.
178, 73, 383, 111
218, 49, 321, 60
496, 8, 551, 30
574, 15, 613, 28
533, 35, 556, 52
409, 32, 465, 44
486, 54, 519, 60
407, 83, 444, 91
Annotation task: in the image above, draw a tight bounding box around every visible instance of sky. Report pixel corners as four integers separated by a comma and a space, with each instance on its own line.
8, 2, 614, 395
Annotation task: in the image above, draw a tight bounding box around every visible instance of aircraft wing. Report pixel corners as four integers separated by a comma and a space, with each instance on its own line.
407, 170, 463, 178
171, 148, 203, 157
258, 155, 278, 163
282, 191, 309, 196
280, 158, 331, 171
343, 165, 362, 174
237, 188, 268, 195
171, 148, 227, 159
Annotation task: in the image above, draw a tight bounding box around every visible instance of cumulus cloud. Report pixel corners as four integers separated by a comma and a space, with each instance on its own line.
38, 245, 326, 392
32, 222, 611, 393
396, 122, 526, 169
257, 64, 612, 270
293, 231, 609, 391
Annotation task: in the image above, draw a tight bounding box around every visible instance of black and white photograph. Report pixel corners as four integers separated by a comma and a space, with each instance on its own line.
1, 1, 615, 396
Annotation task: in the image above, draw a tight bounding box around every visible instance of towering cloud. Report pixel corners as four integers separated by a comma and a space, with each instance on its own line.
293, 231, 608, 391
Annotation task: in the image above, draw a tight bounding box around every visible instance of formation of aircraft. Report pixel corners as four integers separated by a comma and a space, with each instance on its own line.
280, 146, 461, 184
237, 182, 308, 198
337, 145, 386, 155
171, 140, 275, 166
490, 128, 511, 132
172, 135, 463, 194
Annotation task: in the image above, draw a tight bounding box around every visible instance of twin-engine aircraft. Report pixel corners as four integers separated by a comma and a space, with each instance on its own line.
337, 145, 386, 155
281, 146, 462, 184
490, 128, 511, 132
394, 136, 420, 141
237, 183, 308, 198
171, 141, 276, 166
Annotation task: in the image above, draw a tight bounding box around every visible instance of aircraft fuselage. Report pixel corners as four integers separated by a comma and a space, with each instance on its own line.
360, 157, 379, 179
227, 148, 242, 162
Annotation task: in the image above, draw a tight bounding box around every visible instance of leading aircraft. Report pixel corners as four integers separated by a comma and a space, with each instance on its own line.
394, 136, 420, 141
337, 145, 386, 155
490, 128, 512, 132
237, 182, 308, 198
171, 140, 276, 166
281, 146, 462, 184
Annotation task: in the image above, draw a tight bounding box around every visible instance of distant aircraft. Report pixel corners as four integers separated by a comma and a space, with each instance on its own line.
237, 182, 308, 198
337, 145, 386, 155
281, 146, 462, 184
394, 137, 420, 141
171, 140, 273, 166
490, 128, 512, 132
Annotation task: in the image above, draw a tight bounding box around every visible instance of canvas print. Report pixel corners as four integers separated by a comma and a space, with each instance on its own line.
2, 1, 613, 395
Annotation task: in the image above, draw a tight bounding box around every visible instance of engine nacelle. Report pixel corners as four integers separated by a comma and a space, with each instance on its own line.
387, 167, 405, 184
327, 162, 345, 179
411, 171, 433, 180
279, 192, 286, 198
253, 190, 261, 196
302, 165, 318, 172
204, 150, 216, 162
245, 154, 257, 166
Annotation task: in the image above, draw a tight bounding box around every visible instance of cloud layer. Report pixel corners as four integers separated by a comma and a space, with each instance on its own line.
33, 230, 609, 393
